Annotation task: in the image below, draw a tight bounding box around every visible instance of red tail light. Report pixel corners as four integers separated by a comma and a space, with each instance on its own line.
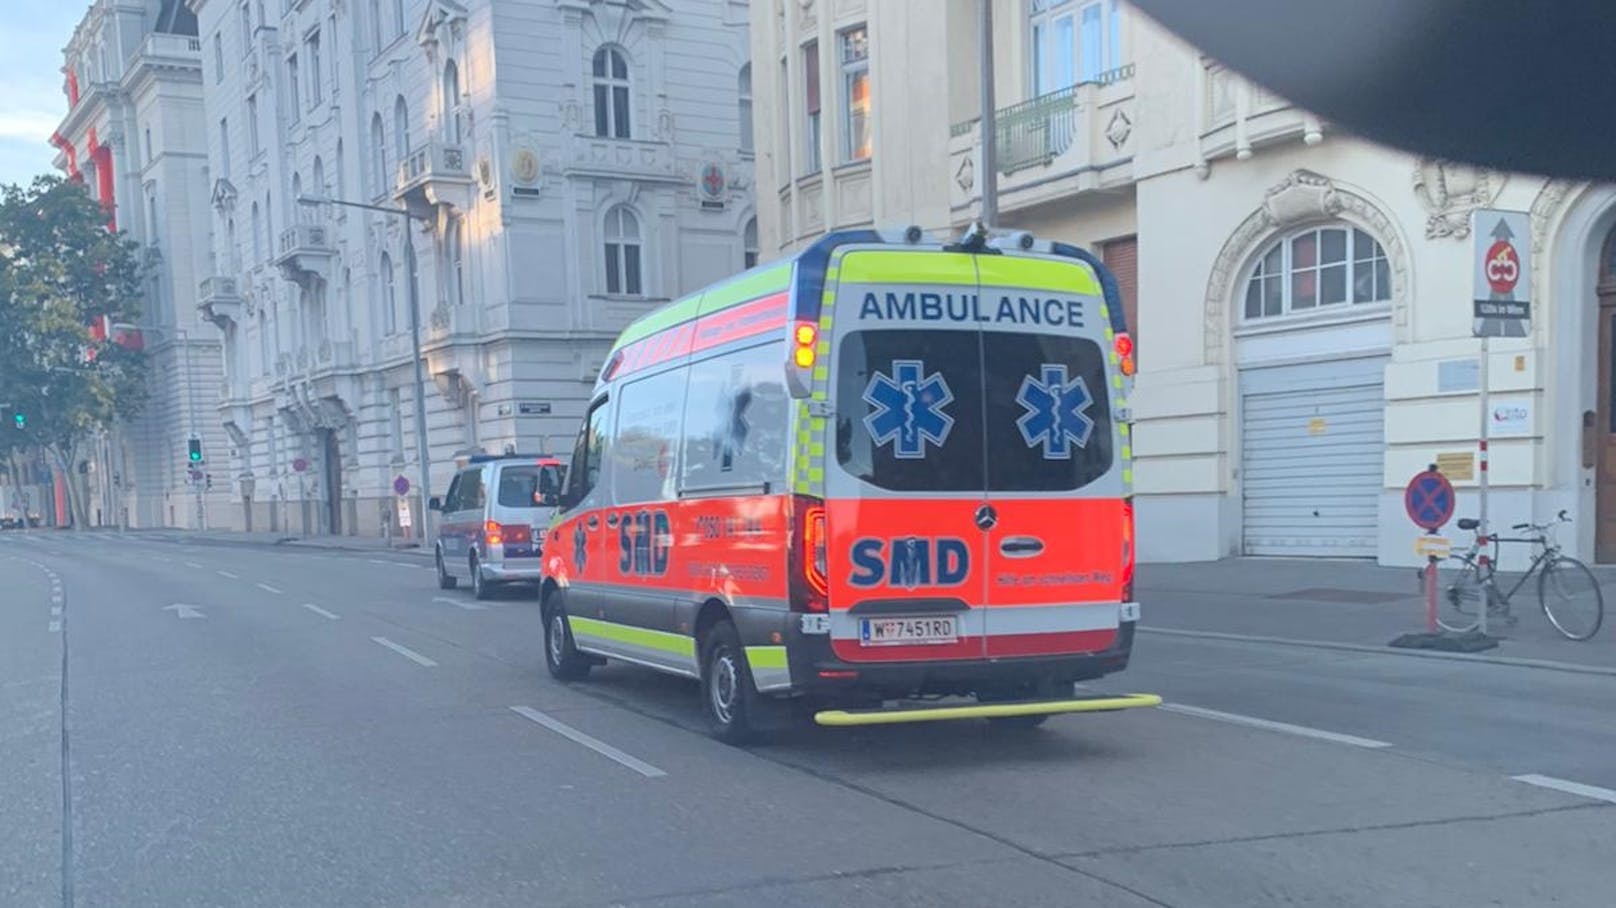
790, 494, 829, 612
486, 521, 531, 546
1121, 498, 1136, 602
1115, 332, 1136, 377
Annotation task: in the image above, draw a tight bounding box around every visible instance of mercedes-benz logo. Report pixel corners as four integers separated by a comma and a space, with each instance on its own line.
974, 504, 997, 531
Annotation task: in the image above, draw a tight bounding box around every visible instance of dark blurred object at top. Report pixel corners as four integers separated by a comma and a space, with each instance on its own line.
1133, 0, 1616, 181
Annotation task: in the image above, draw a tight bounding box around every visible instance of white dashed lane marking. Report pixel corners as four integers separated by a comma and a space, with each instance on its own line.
1512, 774, 1616, 804
1159, 703, 1393, 749
370, 636, 437, 667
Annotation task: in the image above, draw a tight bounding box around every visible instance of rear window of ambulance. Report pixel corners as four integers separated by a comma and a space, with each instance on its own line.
834, 329, 1112, 493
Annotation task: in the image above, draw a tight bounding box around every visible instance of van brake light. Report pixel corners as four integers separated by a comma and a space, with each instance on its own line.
1115, 332, 1136, 377
486, 521, 531, 547
1121, 498, 1136, 604
792, 322, 818, 369
790, 494, 829, 612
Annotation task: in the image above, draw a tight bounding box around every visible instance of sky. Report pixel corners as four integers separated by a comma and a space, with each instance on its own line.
0, 5, 93, 189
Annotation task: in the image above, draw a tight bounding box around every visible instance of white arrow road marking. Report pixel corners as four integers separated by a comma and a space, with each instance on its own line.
255, 582, 284, 594
371, 636, 437, 667
433, 596, 486, 611
300, 603, 339, 620
1512, 774, 1616, 804
509, 706, 667, 778
163, 604, 205, 619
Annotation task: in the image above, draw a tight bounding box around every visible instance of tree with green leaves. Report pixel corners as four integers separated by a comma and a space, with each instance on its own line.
0, 175, 148, 528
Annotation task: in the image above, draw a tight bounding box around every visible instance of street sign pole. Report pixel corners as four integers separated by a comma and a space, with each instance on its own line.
1477, 341, 1490, 637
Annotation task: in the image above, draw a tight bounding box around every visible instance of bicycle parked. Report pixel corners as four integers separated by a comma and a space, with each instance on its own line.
1421, 510, 1605, 641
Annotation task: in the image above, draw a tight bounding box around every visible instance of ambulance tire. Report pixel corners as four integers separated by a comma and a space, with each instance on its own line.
701, 621, 761, 745
982, 678, 1066, 730
544, 595, 592, 682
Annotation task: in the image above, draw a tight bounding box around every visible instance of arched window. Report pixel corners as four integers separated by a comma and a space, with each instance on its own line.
1243, 225, 1391, 320
743, 217, 759, 269
334, 139, 345, 198
442, 60, 461, 144
592, 47, 631, 138
403, 240, 421, 330
737, 63, 753, 152
370, 113, 386, 197
250, 201, 262, 262
393, 95, 410, 167
446, 216, 465, 306
603, 206, 642, 295
290, 173, 302, 221
311, 156, 325, 200
379, 251, 397, 334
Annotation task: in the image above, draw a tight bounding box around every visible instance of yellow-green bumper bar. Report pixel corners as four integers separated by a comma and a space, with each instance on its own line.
814, 693, 1162, 727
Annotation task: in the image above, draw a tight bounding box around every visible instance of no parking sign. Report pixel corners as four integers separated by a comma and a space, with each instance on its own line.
1404, 467, 1455, 532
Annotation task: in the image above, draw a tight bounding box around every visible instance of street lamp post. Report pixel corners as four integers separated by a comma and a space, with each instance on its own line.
979, 0, 999, 227
297, 195, 434, 544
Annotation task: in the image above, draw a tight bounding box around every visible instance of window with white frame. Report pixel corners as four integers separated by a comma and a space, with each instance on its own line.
442, 60, 461, 144
247, 95, 260, 154
743, 217, 758, 269
306, 31, 322, 106
239, 3, 252, 51
286, 54, 301, 123
803, 40, 821, 173
1030, 0, 1123, 94
839, 26, 870, 162
1243, 225, 1391, 321
592, 47, 631, 138
393, 96, 409, 164
603, 206, 642, 296
250, 201, 262, 262
370, 113, 386, 197
446, 216, 465, 306
214, 33, 224, 81
737, 63, 753, 153
379, 251, 397, 333
219, 117, 230, 179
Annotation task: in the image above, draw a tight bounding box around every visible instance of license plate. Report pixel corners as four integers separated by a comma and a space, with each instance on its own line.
859, 615, 958, 646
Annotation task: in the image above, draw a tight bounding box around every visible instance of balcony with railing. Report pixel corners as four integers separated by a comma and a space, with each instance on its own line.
197, 276, 243, 329
949, 65, 1137, 217
1195, 61, 1322, 171
137, 32, 202, 63
394, 140, 473, 217
273, 223, 334, 289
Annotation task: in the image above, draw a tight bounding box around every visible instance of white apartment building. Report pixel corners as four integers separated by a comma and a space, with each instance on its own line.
753, 0, 1616, 570
54, 0, 234, 530
189, 0, 756, 535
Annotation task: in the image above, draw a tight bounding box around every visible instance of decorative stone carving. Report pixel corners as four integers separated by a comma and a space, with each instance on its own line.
1105, 109, 1133, 150
1261, 169, 1341, 228
211, 178, 237, 213
955, 154, 975, 193
1530, 178, 1579, 254
656, 108, 676, 142
1203, 169, 1411, 364
559, 98, 581, 133
1412, 158, 1498, 240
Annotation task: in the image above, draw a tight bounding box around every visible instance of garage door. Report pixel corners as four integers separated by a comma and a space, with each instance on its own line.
1241, 356, 1386, 557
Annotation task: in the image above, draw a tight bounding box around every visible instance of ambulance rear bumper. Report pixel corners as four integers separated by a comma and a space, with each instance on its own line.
787, 620, 1135, 701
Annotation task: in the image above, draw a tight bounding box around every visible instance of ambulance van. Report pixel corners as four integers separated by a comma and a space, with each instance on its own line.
540, 226, 1154, 741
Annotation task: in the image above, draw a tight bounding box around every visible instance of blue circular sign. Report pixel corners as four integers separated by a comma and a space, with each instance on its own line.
1404, 470, 1455, 531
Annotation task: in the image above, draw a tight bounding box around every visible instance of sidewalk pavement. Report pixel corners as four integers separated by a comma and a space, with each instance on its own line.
1138, 558, 1616, 673
99, 527, 433, 557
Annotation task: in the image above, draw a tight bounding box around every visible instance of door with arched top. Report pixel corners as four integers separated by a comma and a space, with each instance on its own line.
1595, 228, 1616, 562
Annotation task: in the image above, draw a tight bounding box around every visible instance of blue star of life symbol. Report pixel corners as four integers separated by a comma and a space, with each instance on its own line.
572, 521, 589, 574
1015, 363, 1095, 459
863, 359, 955, 459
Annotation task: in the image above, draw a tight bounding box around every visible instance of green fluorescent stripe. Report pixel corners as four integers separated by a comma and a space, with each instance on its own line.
615, 261, 794, 349
744, 645, 788, 670
837, 250, 979, 285
977, 255, 1102, 295
570, 616, 695, 657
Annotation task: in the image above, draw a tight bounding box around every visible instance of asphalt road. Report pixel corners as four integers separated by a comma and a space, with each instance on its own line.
3, 531, 1614, 907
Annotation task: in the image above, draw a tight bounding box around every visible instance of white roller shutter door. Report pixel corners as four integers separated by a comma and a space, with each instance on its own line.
1240, 356, 1386, 557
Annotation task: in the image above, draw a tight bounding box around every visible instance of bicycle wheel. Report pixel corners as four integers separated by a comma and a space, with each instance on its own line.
1537, 556, 1605, 641
1432, 560, 1486, 634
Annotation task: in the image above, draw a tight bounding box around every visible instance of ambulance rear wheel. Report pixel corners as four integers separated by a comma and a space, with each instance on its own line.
701, 621, 760, 745
982, 678, 1067, 730
544, 595, 591, 682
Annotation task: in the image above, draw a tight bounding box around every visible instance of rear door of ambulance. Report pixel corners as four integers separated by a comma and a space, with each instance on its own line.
822, 246, 1125, 664
823, 248, 993, 664
974, 253, 1126, 659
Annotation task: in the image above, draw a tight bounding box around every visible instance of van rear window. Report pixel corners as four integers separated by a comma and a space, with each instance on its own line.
834, 329, 1112, 493
497, 465, 563, 508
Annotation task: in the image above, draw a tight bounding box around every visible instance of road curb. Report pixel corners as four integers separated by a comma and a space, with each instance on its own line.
116, 531, 430, 558
1139, 626, 1616, 677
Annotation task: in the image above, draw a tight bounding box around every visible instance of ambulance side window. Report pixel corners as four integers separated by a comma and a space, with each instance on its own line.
561, 396, 612, 510
680, 340, 789, 493
611, 367, 686, 505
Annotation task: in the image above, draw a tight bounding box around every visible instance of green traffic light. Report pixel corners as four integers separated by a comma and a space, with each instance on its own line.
187, 438, 202, 463
12, 412, 22, 429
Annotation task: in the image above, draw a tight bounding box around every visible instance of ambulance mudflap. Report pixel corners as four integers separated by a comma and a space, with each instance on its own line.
821, 249, 1134, 670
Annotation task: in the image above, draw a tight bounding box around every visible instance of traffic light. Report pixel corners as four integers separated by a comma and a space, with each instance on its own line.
187, 436, 203, 464
11, 411, 23, 430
